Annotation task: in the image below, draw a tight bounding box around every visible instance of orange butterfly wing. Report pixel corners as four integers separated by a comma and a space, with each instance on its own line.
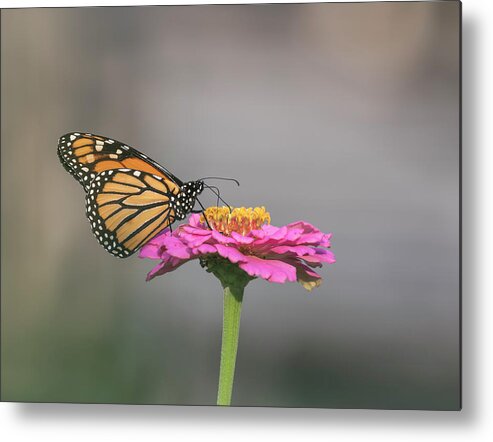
58, 132, 205, 257
86, 168, 178, 257
57, 132, 182, 193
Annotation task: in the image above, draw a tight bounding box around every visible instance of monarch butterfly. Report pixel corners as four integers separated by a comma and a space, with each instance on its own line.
58, 132, 233, 258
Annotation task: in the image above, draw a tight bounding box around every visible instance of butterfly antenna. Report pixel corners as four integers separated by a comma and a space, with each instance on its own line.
203, 183, 232, 211
199, 176, 240, 186
212, 186, 220, 207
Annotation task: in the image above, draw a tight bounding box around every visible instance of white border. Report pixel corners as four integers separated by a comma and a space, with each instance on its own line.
2, 0, 492, 441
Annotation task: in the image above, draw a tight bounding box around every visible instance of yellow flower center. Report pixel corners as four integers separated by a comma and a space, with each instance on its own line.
201, 206, 271, 236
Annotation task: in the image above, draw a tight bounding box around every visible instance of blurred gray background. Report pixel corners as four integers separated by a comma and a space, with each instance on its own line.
1, 2, 460, 409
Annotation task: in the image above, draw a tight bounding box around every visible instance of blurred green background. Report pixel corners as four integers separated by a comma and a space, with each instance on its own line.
1, 2, 460, 409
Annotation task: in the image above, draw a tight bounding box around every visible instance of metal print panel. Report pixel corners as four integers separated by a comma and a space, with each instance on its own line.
0, 1, 461, 410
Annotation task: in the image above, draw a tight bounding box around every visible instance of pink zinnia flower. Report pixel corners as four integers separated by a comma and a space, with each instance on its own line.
140, 206, 335, 406
140, 206, 335, 291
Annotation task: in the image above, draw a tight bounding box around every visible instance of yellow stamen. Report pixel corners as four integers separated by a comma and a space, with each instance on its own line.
201, 206, 271, 236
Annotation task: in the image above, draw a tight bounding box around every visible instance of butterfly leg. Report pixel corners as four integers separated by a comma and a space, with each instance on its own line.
195, 199, 212, 230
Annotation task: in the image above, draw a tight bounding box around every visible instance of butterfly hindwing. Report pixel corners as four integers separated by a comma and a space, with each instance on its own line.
86, 168, 178, 258
58, 132, 183, 192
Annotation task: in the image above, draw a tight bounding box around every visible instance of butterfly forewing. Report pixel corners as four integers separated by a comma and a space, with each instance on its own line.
86, 168, 178, 257
58, 132, 183, 191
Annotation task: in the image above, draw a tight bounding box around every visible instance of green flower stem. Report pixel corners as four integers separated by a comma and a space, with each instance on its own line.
201, 256, 254, 406
217, 283, 244, 406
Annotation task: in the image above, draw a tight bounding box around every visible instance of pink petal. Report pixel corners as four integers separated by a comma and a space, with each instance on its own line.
188, 214, 204, 228
301, 249, 336, 265
142, 229, 171, 248
215, 244, 247, 264
161, 236, 192, 259
181, 225, 212, 236
249, 225, 284, 245
293, 261, 323, 292
146, 261, 167, 281
230, 231, 255, 244
211, 230, 237, 244
283, 222, 333, 247
180, 231, 213, 247
238, 256, 297, 283
250, 226, 289, 247
193, 244, 217, 255
260, 224, 283, 236
139, 243, 163, 259
270, 245, 316, 257
146, 256, 188, 281
284, 231, 304, 243
286, 221, 319, 233
250, 228, 266, 239
264, 225, 288, 240
294, 232, 326, 246
318, 233, 332, 247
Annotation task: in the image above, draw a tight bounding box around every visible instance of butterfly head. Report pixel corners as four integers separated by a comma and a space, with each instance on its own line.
171, 180, 204, 220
